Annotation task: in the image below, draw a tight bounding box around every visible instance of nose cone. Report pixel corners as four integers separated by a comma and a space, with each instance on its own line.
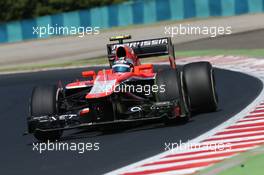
85, 72, 133, 99
86, 77, 117, 99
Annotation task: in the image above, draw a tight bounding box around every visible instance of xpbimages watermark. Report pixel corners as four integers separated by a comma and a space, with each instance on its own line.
164, 140, 232, 152
33, 24, 100, 38
114, 84, 165, 95
90, 81, 166, 96
32, 140, 100, 154
165, 24, 232, 38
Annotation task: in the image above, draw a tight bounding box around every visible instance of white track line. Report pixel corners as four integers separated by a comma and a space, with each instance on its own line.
201, 135, 264, 145
200, 140, 264, 149
232, 119, 264, 126
224, 125, 264, 131
238, 117, 264, 122
152, 146, 256, 163
209, 130, 264, 138
124, 157, 229, 173
150, 167, 204, 175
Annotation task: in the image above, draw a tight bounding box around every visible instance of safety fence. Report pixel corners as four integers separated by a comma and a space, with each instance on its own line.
0, 0, 263, 43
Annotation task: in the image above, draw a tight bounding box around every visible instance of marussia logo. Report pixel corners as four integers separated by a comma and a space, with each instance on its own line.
110, 38, 168, 51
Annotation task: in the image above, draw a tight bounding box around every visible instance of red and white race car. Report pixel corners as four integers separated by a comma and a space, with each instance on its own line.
27, 35, 218, 141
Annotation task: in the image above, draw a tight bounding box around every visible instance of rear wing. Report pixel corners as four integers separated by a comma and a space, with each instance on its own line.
106, 37, 176, 68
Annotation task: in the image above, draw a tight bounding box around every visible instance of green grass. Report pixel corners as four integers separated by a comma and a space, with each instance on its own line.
196, 145, 264, 175
1, 49, 264, 73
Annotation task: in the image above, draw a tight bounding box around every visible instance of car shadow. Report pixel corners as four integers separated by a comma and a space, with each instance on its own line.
26, 118, 194, 145
59, 118, 194, 142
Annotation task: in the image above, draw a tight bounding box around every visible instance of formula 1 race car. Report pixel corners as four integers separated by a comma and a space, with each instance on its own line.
26, 35, 218, 141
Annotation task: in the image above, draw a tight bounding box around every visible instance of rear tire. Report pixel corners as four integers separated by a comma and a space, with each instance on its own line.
30, 85, 63, 141
183, 62, 218, 113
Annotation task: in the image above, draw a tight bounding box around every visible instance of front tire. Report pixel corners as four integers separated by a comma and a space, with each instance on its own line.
30, 85, 63, 141
183, 62, 218, 113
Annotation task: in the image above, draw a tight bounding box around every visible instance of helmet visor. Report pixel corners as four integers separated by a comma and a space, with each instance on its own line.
113, 64, 131, 73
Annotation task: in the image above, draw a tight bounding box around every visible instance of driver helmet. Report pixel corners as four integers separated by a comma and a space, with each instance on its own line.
112, 57, 133, 73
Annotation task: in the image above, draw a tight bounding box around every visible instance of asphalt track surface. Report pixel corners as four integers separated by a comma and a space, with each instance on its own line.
0, 65, 262, 175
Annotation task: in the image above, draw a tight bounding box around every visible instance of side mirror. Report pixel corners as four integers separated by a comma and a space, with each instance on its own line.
82, 71, 96, 80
